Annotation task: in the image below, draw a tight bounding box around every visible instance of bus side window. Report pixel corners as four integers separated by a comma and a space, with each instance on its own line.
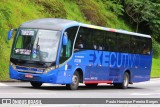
92, 38, 97, 50
75, 35, 84, 49
75, 27, 92, 50
92, 29, 104, 50
105, 32, 117, 52
117, 34, 130, 53
131, 36, 138, 54
142, 38, 150, 55
77, 39, 84, 49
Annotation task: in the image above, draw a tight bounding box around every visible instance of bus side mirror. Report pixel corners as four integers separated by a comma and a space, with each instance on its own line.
8, 29, 17, 40
8, 29, 13, 40
63, 34, 68, 46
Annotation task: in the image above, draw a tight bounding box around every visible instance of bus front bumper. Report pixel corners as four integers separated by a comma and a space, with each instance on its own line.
9, 65, 62, 84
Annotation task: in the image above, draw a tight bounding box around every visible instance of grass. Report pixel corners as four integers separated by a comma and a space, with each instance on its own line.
151, 58, 160, 78
0, 0, 44, 81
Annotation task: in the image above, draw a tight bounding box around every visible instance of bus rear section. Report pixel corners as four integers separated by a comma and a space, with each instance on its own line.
72, 26, 152, 89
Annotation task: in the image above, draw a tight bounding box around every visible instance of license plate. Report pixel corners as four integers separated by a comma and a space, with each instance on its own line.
25, 74, 33, 78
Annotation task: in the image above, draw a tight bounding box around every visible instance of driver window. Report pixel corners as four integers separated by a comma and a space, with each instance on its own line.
59, 26, 78, 64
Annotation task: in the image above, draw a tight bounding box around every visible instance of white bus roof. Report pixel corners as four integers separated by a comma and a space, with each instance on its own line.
20, 18, 79, 31
20, 18, 151, 38
80, 23, 151, 38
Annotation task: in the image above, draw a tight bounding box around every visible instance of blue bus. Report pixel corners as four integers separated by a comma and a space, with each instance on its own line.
8, 18, 152, 90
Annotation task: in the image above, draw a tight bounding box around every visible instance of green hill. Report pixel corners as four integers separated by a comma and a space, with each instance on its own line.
0, 0, 159, 80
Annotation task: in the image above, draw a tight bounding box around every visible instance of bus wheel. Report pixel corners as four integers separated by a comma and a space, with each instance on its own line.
85, 84, 98, 88
114, 72, 129, 89
30, 81, 43, 88
66, 71, 79, 90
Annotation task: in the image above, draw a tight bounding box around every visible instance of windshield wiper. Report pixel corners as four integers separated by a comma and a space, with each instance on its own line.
36, 37, 42, 61
35, 37, 49, 67
36, 37, 40, 51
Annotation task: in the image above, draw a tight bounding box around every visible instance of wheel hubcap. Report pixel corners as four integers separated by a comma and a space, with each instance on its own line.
72, 75, 78, 85
124, 74, 129, 87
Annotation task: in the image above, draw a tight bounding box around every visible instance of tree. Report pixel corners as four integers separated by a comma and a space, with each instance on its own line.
124, 0, 160, 41
101, 0, 124, 16
124, 0, 147, 32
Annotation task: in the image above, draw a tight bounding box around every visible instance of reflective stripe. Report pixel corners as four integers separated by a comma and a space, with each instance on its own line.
84, 80, 113, 84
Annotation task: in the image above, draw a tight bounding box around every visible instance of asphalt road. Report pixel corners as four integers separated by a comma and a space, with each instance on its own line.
0, 78, 160, 98
0, 78, 160, 107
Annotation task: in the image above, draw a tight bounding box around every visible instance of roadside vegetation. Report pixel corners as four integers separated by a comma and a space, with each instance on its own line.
151, 58, 160, 78
0, 0, 159, 80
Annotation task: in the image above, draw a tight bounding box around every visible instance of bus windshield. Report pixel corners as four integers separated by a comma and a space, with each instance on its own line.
11, 29, 60, 63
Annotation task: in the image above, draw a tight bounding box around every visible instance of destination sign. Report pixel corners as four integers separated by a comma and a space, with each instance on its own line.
21, 30, 35, 36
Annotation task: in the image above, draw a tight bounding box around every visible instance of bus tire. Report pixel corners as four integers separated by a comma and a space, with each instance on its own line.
30, 81, 43, 88
85, 84, 98, 88
66, 71, 79, 90
114, 72, 129, 89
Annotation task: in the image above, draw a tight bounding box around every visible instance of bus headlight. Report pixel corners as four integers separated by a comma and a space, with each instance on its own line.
44, 66, 55, 73
10, 62, 16, 70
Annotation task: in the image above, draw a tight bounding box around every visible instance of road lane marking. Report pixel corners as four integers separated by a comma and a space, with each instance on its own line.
0, 78, 159, 87
0, 93, 57, 94
0, 83, 8, 86
30, 105, 87, 107
131, 93, 160, 96
151, 78, 160, 81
